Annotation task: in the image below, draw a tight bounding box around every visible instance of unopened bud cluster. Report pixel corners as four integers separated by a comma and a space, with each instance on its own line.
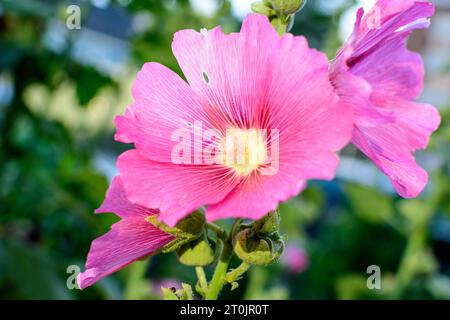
251, 0, 307, 34
231, 211, 285, 266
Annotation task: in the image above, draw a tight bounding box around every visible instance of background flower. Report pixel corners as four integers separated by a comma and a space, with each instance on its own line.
330, 0, 441, 198
282, 244, 309, 274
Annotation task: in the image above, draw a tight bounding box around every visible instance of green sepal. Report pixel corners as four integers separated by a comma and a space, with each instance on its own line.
270, 0, 306, 15
285, 14, 296, 32
232, 228, 285, 266
270, 16, 288, 36
270, 14, 296, 35
146, 211, 205, 253
251, 1, 276, 16
176, 234, 216, 267
253, 210, 280, 236
233, 229, 271, 265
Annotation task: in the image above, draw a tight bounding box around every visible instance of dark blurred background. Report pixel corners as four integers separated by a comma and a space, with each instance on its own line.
0, 0, 449, 300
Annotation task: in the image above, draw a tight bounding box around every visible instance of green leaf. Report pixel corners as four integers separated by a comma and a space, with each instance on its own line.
72, 66, 113, 106
3, 240, 73, 299
346, 184, 394, 224
398, 199, 434, 228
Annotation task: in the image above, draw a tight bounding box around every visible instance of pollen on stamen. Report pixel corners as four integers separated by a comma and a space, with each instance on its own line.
218, 128, 267, 177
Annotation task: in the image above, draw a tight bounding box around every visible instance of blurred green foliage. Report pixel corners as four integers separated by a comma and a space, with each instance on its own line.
0, 0, 449, 300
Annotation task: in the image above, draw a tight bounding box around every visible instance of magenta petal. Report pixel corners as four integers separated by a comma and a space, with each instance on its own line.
115, 62, 211, 163
117, 149, 239, 227
263, 33, 352, 152
351, 35, 424, 101
331, 0, 440, 198
77, 217, 174, 289
172, 14, 279, 128
352, 99, 440, 198
206, 97, 351, 222
352, 126, 427, 198
206, 169, 307, 222
206, 118, 348, 222
351, 1, 435, 58
96, 176, 157, 218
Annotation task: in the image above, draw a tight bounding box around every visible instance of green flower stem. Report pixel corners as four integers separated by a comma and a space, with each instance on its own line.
243, 267, 268, 299
205, 237, 233, 300
206, 223, 227, 239
195, 266, 208, 294
124, 259, 150, 300
391, 230, 426, 299
271, 15, 291, 35
252, 0, 302, 35
225, 262, 251, 284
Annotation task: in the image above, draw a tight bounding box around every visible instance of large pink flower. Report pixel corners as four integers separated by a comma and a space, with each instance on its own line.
77, 177, 175, 289
330, 0, 441, 198
115, 14, 352, 227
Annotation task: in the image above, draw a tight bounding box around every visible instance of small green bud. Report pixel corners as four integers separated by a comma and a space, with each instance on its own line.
176, 234, 216, 266
146, 211, 205, 253
232, 229, 285, 266
251, 1, 276, 16
270, 0, 306, 15
233, 229, 272, 265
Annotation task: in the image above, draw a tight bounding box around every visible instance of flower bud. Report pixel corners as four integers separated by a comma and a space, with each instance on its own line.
270, 0, 306, 15
251, 1, 276, 16
232, 228, 285, 266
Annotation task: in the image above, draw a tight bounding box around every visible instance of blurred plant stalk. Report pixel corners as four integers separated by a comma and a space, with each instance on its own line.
390, 186, 444, 299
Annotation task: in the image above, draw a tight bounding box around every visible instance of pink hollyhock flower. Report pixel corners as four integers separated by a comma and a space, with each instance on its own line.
330, 0, 441, 198
282, 244, 308, 274
77, 177, 175, 289
115, 14, 352, 226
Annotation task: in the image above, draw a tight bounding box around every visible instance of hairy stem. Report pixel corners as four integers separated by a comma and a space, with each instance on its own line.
225, 262, 251, 284
205, 237, 233, 300
195, 266, 208, 295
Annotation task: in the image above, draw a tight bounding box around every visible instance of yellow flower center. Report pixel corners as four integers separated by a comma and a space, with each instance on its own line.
220, 128, 267, 176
